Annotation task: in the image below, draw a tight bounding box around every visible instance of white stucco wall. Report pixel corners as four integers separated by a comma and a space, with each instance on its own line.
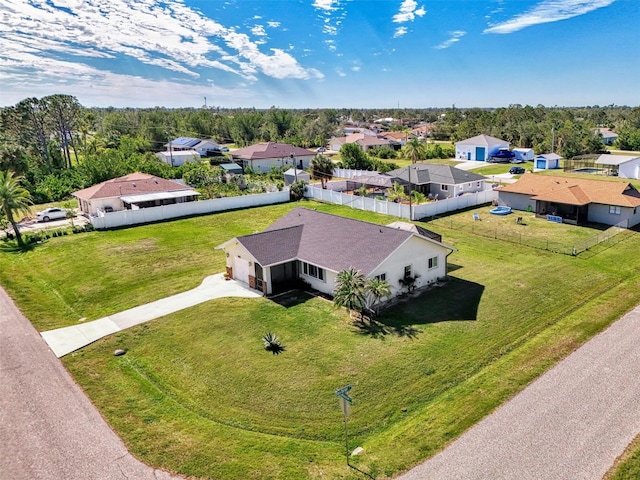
243, 155, 313, 173
497, 192, 536, 211
224, 241, 256, 285
370, 235, 449, 296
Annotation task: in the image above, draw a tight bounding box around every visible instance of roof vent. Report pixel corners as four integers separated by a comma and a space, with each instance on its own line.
380, 229, 383, 233
132, 183, 137, 187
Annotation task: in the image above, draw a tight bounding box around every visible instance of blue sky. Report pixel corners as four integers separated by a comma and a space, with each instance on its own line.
1, 0, 638, 109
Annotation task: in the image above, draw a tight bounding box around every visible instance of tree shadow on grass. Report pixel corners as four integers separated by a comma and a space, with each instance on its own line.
354, 277, 485, 339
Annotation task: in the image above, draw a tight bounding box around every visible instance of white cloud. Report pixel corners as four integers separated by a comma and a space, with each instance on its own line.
484, 0, 616, 34
336, 67, 347, 77
313, 0, 340, 11
394, 27, 408, 38
252, 25, 267, 36
393, 0, 427, 23
267, 21, 281, 28
434, 31, 466, 49
0, 0, 321, 89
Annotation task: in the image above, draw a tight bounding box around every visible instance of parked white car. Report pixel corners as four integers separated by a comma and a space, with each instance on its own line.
36, 207, 70, 222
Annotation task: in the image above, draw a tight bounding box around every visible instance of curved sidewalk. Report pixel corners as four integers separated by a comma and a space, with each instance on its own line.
398, 304, 640, 480
41, 273, 262, 357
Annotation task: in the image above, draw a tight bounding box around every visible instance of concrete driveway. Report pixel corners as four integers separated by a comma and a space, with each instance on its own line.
0, 285, 183, 480
41, 273, 262, 357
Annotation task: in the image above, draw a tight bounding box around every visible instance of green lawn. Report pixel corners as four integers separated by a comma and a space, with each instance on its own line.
2, 200, 640, 479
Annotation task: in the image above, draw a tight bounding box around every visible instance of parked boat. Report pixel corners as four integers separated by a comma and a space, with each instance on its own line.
489, 206, 512, 215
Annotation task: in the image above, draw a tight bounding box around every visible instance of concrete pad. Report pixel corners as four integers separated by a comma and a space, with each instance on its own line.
40, 273, 262, 357
41, 318, 120, 357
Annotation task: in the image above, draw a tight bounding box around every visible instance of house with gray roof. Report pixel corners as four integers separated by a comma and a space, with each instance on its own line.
595, 154, 640, 179
217, 207, 453, 297
455, 134, 509, 161
382, 164, 488, 199
229, 142, 315, 173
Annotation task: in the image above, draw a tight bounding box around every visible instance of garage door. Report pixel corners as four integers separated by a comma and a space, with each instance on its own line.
234, 258, 250, 284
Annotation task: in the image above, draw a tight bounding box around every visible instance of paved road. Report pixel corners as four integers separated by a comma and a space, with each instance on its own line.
398, 304, 640, 480
0, 286, 182, 480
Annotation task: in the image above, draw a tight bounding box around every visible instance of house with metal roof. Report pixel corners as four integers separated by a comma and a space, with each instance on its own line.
229, 142, 315, 173
534, 153, 562, 170
595, 128, 619, 146
595, 154, 640, 179
496, 174, 640, 227
72, 173, 199, 216
217, 207, 454, 297
455, 134, 510, 161
156, 150, 200, 167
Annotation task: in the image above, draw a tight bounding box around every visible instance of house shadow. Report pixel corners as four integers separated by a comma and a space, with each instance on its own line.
354, 277, 484, 339
269, 290, 315, 308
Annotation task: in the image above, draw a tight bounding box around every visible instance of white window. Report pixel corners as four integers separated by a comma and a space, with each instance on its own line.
404, 265, 412, 278
609, 205, 621, 215
428, 256, 438, 270
301, 261, 325, 281
477, 182, 481, 187
441, 184, 449, 191
375, 273, 386, 281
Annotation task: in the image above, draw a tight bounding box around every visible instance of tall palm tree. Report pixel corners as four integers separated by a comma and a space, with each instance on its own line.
365, 278, 392, 316
333, 267, 366, 315
402, 138, 424, 164
0, 170, 33, 248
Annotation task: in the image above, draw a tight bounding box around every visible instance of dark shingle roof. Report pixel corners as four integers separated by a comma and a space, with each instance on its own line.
385, 164, 486, 186
235, 207, 448, 274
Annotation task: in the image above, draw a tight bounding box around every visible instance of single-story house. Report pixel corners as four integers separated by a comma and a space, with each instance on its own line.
381, 164, 487, 199
156, 150, 200, 167
284, 168, 310, 186
217, 207, 454, 297
512, 148, 535, 161
379, 131, 411, 147
229, 142, 315, 173
496, 174, 640, 227
534, 153, 561, 170
165, 137, 222, 157
72, 172, 200, 216
595, 154, 640, 179
455, 134, 510, 161
595, 128, 618, 146
328, 133, 391, 152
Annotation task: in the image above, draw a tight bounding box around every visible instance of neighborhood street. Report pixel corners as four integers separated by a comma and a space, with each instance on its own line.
398, 304, 640, 480
0, 286, 182, 480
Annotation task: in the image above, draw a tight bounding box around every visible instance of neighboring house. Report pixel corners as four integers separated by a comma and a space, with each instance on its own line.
512, 148, 535, 161
156, 150, 200, 167
217, 207, 454, 297
496, 174, 640, 227
534, 153, 561, 170
165, 137, 223, 157
72, 172, 200, 216
329, 133, 391, 152
596, 128, 618, 146
455, 134, 510, 161
379, 131, 411, 147
595, 154, 640, 179
229, 142, 315, 173
381, 164, 488, 199
411, 123, 434, 139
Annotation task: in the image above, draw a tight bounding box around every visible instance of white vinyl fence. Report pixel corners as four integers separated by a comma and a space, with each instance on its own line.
332, 168, 373, 179
90, 190, 290, 229
304, 185, 498, 220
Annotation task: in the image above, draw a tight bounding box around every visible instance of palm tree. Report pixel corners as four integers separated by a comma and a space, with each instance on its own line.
410, 190, 427, 205
310, 154, 334, 189
402, 138, 424, 164
0, 170, 33, 248
333, 267, 366, 316
365, 278, 392, 316
388, 181, 407, 203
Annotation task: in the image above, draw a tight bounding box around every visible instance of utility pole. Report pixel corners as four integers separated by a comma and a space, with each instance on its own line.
408, 165, 413, 221
167, 131, 174, 167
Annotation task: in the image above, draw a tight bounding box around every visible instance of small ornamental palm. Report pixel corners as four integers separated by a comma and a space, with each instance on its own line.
262, 332, 286, 355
